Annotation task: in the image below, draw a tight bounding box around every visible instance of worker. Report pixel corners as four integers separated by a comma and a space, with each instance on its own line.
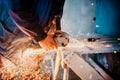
0, 0, 65, 52
0, 1, 67, 79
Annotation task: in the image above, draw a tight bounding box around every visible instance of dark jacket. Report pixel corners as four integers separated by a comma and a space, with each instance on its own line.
9, 0, 65, 41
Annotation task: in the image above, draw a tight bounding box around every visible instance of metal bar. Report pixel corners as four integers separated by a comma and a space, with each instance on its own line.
64, 53, 104, 80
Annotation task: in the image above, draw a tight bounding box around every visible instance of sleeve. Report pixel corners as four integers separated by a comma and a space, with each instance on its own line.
9, 10, 47, 41
0, 0, 18, 53
9, 0, 47, 41
0, 0, 17, 37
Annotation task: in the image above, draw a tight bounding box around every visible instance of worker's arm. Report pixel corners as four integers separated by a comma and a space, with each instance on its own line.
9, 0, 65, 50
9, 0, 47, 41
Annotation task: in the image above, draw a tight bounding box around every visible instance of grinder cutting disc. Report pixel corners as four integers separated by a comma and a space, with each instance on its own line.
54, 32, 69, 47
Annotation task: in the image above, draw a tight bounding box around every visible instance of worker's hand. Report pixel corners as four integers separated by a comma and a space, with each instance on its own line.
38, 35, 57, 51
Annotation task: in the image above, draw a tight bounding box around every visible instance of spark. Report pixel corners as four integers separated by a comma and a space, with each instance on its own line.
89, 74, 93, 79
91, 3, 94, 6
114, 51, 117, 54
84, 39, 87, 41
23, 48, 45, 55
87, 32, 90, 36
80, 65, 83, 68
96, 25, 99, 28
105, 45, 112, 47
117, 38, 120, 40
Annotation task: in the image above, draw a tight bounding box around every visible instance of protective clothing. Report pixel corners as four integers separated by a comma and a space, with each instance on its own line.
0, 0, 65, 56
